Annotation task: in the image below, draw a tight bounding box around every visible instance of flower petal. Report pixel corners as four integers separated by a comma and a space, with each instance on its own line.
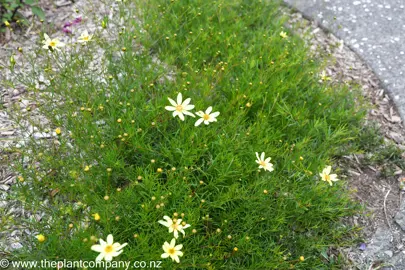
91, 245, 103, 252
183, 111, 195, 117
183, 104, 195, 110
168, 98, 177, 107
165, 106, 176, 111
116, 243, 127, 251
158, 220, 169, 227
325, 166, 331, 175
177, 93, 183, 104
104, 254, 113, 262
106, 234, 114, 245
170, 238, 176, 247
195, 118, 204, 126
182, 98, 191, 106
206, 106, 213, 114
99, 238, 106, 246
178, 112, 185, 121
95, 253, 105, 262
196, 111, 204, 117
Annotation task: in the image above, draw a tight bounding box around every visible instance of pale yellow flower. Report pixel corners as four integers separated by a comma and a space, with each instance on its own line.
319, 166, 339, 186
42, 34, 65, 51
165, 93, 195, 121
194, 106, 220, 126
280, 31, 288, 38
255, 152, 274, 172
161, 238, 183, 263
78, 30, 93, 43
320, 70, 331, 81
158, 216, 190, 239
91, 234, 127, 261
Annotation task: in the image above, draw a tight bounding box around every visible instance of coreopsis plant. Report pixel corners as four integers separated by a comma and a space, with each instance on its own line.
161, 238, 183, 263
279, 31, 288, 38
255, 152, 274, 172
319, 166, 339, 186
158, 216, 191, 239
164, 93, 195, 121
42, 34, 65, 51
91, 234, 128, 261
194, 106, 220, 126
320, 70, 331, 81
78, 30, 93, 43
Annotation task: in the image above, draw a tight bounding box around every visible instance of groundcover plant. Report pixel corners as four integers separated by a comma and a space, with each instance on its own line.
4, 0, 367, 268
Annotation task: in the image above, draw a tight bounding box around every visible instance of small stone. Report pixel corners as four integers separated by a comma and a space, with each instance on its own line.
384, 250, 393, 258
0, 184, 10, 191
10, 242, 23, 249
395, 204, 405, 231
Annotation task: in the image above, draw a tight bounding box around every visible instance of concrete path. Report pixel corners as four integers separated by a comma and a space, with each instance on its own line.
284, 0, 405, 121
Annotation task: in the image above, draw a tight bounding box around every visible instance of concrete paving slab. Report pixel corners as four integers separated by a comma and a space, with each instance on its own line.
284, 0, 405, 121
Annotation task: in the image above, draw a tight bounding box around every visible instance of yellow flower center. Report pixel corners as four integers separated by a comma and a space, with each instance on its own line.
203, 114, 210, 120
49, 41, 56, 47
104, 245, 114, 253
83, 36, 89, 41
175, 105, 183, 112
324, 174, 330, 181
167, 247, 176, 256
259, 161, 266, 167
171, 223, 179, 230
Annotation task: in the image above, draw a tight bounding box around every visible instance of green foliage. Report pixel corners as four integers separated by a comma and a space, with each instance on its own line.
4, 0, 370, 269
1, 0, 44, 27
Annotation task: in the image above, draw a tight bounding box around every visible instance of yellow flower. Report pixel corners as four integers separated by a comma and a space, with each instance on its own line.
55, 128, 61, 135
158, 216, 191, 239
280, 31, 288, 38
4, 21, 10, 27
165, 93, 195, 121
93, 213, 101, 221
42, 33, 65, 51
91, 234, 128, 261
195, 106, 220, 126
161, 238, 183, 263
36, 234, 46, 242
320, 70, 331, 81
319, 166, 339, 186
255, 152, 274, 172
78, 30, 93, 43
84, 166, 90, 172
300, 256, 305, 261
